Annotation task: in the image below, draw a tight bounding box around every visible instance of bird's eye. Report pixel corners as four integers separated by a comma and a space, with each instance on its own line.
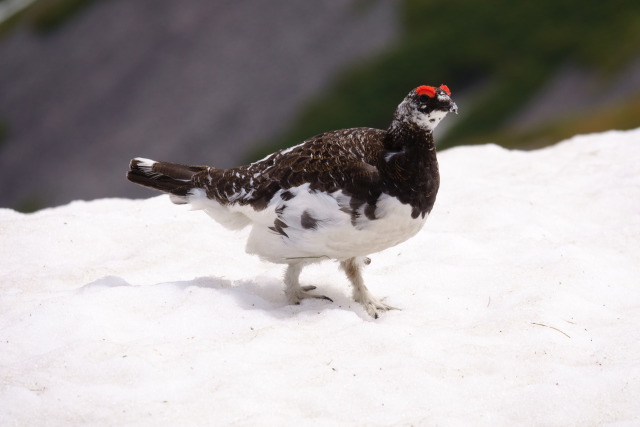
418, 95, 429, 103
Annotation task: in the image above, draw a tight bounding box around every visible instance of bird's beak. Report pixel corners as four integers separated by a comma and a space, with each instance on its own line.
449, 101, 458, 115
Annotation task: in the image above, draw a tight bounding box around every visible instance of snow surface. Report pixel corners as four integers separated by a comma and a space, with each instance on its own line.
1, 129, 640, 426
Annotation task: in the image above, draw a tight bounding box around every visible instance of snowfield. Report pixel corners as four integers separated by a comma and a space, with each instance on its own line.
1, 129, 640, 426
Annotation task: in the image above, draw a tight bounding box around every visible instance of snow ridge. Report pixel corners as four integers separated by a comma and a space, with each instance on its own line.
1, 129, 639, 426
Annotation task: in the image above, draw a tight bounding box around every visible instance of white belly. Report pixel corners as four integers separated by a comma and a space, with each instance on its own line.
242, 186, 429, 263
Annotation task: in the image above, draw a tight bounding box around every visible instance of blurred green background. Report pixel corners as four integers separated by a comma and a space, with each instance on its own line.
254, 0, 640, 159
1, 0, 639, 211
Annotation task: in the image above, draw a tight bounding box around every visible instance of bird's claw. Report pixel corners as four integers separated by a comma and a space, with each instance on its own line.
360, 297, 399, 319
287, 286, 333, 304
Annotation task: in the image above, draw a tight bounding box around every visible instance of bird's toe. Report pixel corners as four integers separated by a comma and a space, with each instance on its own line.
286, 287, 333, 305
361, 298, 399, 319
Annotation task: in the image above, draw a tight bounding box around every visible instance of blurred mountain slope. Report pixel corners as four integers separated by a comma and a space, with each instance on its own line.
0, 0, 398, 210
253, 0, 640, 159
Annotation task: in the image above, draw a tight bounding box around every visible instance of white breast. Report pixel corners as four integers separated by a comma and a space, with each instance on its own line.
243, 185, 428, 264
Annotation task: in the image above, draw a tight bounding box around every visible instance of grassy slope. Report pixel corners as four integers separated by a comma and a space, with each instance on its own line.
251, 0, 640, 160
0, 0, 98, 34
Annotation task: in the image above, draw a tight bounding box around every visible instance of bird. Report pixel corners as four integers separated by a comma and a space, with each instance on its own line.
127, 84, 457, 318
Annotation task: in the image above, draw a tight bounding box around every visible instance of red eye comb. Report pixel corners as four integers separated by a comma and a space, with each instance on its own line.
439, 84, 451, 95
416, 85, 436, 98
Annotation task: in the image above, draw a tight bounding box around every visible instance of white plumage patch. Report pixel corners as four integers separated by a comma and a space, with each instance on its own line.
134, 158, 157, 173
186, 188, 253, 230
250, 185, 427, 264
413, 110, 449, 132
180, 183, 428, 265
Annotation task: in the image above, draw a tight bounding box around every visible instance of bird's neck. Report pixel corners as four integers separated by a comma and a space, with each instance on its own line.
383, 119, 438, 162
378, 120, 440, 218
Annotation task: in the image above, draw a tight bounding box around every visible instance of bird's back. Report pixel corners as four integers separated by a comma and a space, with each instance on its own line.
191, 127, 387, 211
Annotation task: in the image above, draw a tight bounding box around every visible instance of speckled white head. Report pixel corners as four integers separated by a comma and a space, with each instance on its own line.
394, 84, 458, 132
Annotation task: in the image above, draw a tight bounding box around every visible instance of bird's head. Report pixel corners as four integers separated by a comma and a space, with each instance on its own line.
393, 84, 458, 132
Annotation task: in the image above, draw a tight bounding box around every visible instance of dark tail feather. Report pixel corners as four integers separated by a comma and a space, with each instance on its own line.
127, 158, 207, 197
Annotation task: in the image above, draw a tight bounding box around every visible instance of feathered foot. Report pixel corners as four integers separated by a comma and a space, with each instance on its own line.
284, 263, 333, 305
341, 257, 398, 319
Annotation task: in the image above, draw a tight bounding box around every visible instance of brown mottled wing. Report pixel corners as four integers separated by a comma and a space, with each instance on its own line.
275, 137, 381, 190
193, 128, 386, 209
260, 128, 385, 192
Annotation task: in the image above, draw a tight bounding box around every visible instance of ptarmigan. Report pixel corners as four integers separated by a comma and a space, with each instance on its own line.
127, 84, 457, 318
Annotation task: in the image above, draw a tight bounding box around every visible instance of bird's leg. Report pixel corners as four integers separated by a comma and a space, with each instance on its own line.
284, 263, 333, 305
340, 257, 397, 319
